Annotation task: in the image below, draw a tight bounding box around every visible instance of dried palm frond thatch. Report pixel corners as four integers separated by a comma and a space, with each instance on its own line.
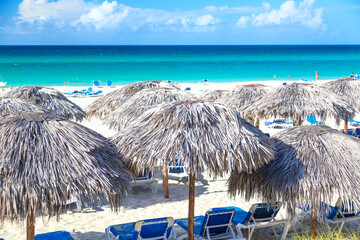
322, 78, 360, 133
86, 81, 179, 119
200, 89, 230, 102
220, 84, 269, 112
105, 88, 195, 131
0, 112, 131, 236
111, 101, 275, 176
322, 78, 360, 108
0, 97, 46, 115
228, 125, 360, 236
241, 83, 355, 124
5, 86, 85, 121
111, 100, 274, 240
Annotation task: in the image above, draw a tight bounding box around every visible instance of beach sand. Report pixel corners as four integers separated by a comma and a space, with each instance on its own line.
0, 80, 356, 239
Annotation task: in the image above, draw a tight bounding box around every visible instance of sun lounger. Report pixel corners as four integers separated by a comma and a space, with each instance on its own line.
66, 195, 82, 211
175, 207, 237, 240
130, 169, 157, 194
35, 231, 74, 240
106, 217, 175, 240
267, 119, 293, 129
88, 90, 103, 97
323, 199, 360, 234
232, 202, 290, 240
184, 87, 191, 91
81, 87, 92, 96
307, 114, 324, 125
168, 157, 188, 183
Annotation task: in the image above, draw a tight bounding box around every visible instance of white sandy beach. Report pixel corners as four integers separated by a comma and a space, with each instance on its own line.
0, 79, 357, 240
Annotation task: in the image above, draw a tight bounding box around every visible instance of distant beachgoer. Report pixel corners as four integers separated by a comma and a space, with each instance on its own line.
316, 71, 319, 80
350, 72, 355, 77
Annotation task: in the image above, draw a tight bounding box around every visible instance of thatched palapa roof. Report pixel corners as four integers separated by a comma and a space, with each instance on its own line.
5, 86, 85, 121
220, 84, 269, 116
0, 97, 46, 115
322, 78, 360, 110
241, 83, 355, 122
86, 81, 179, 119
111, 101, 275, 176
228, 125, 360, 216
105, 88, 195, 131
0, 112, 131, 221
200, 89, 230, 102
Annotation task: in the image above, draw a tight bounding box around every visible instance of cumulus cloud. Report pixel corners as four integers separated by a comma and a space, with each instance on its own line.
16, 0, 325, 33
18, 0, 92, 23
73, 1, 130, 29
237, 0, 324, 29
17, 0, 225, 32
194, 15, 219, 26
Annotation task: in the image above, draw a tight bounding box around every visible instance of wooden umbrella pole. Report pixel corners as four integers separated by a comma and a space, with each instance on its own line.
344, 115, 348, 134
255, 118, 260, 128
188, 169, 195, 240
162, 164, 169, 198
298, 116, 302, 126
310, 204, 318, 239
27, 208, 35, 240
292, 119, 296, 126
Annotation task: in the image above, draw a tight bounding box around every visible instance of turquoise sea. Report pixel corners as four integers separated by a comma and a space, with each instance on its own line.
0, 45, 359, 87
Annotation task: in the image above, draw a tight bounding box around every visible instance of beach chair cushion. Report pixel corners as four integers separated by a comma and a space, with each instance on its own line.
35, 231, 74, 240
232, 203, 281, 225
176, 207, 236, 237
109, 217, 174, 240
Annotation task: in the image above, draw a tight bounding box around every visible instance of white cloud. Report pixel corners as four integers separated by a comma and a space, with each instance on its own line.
18, 0, 92, 23
262, 2, 271, 11
73, 1, 130, 29
195, 15, 219, 26
236, 16, 250, 28
16, 0, 325, 33
237, 0, 324, 29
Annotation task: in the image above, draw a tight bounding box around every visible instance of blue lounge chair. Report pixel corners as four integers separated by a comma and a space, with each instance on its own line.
232, 203, 290, 240
88, 90, 103, 96
106, 217, 175, 240
342, 129, 355, 136
106, 80, 113, 87
84, 87, 93, 96
175, 207, 237, 240
307, 114, 324, 125
184, 87, 191, 91
130, 169, 157, 194
168, 157, 188, 183
324, 199, 360, 234
35, 231, 74, 240
93, 80, 100, 87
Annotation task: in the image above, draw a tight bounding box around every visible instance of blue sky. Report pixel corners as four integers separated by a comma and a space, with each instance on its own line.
0, 0, 359, 45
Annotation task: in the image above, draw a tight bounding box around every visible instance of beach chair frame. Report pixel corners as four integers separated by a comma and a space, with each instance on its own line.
168, 159, 189, 183
130, 168, 157, 194
175, 207, 237, 240
324, 199, 360, 234
234, 203, 290, 240
106, 217, 175, 240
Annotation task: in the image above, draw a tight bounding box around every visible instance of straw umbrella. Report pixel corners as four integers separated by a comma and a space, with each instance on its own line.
242, 83, 355, 126
0, 97, 46, 115
111, 101, 275, 240
0, 112, 131, 240
86, 80, 179, 120
105, 87, 195, 198
228, 125, 360, 238
5, 86, 85, 121
200, 89, 230, 102
322, 78, 360, 134
220, 84, 269, 127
